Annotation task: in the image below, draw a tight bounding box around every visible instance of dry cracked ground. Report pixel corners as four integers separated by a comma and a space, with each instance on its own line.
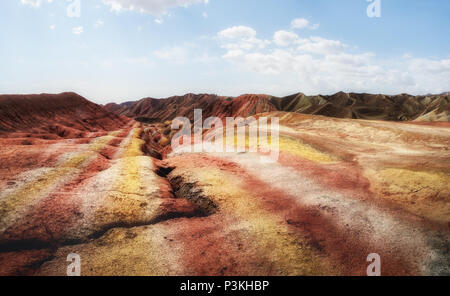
0, 111, 449, 276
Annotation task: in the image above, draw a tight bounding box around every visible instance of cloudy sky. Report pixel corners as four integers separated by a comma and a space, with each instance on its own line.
1, 0, 449, 103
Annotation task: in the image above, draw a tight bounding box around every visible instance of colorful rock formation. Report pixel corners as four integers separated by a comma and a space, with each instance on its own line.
105, 92, 450, 122
0, 93, 449, 275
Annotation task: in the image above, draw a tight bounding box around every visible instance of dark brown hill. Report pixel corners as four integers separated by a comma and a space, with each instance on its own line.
0, 92, 129, 136
105, 92, 449, 122
106, 93, 275, 122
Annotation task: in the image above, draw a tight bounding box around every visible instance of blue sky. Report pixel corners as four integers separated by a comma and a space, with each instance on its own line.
0, 0, 449, 103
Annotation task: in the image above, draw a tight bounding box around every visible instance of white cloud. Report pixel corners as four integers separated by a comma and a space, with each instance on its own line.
218, 26, 256, 40
222, 49, 244, 59
291, 18, 309, 29
72, 26, 83, 35
409, 57, 450, 74
297, 36, 347, 55
49, 24, 56, 30
291, 18, 319, 30
20, 0, 53, 8
219, 26, 450, 95
218, 26, 270, 52
273, 30, 300, 47
102, 0, 209, 16
94, 20, 104, 28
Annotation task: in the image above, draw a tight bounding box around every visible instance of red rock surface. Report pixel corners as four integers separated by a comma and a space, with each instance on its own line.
105, 92, 450, 122
0, 92, 449, 276
105, 93, 275, 122
0, 92, 129, 134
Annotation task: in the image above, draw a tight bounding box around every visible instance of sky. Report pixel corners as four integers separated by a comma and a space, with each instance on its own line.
0, 0, 449, 104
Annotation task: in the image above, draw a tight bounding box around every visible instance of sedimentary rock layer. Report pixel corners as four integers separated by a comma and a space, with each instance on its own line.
0, 92, 129, 134
105, 92, 450, 123
0, 94, 449, 276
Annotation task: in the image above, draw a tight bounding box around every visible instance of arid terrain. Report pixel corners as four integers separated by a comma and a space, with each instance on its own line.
0, 92, 449, 276
105, 92, 450, 122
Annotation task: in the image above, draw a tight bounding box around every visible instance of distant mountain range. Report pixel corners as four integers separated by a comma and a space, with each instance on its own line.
0, 91, 447, 138
105, 92, 450, 122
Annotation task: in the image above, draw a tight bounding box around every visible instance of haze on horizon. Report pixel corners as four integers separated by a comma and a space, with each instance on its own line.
0, 0, 449, 104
